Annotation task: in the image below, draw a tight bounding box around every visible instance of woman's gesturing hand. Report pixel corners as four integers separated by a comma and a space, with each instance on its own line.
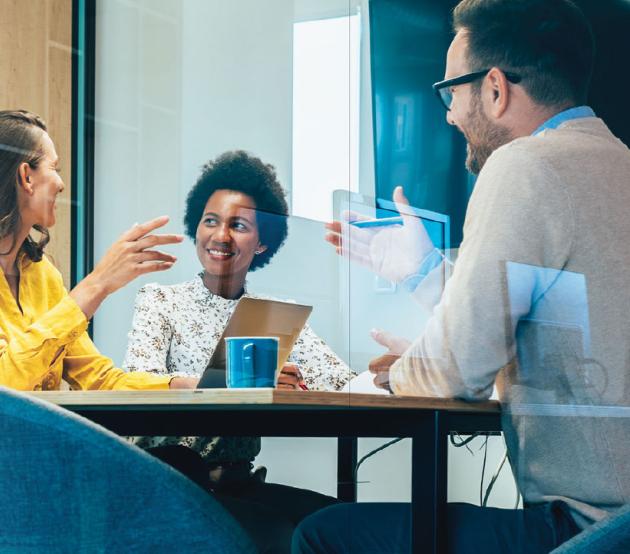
88, 216, 183, 294
70, 216, 183, 319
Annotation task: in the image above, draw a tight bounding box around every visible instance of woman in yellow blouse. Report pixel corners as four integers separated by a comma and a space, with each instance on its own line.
0, 110, 196, 391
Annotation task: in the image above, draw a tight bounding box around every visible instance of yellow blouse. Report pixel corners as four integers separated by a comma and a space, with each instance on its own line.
0, 254, 170, 391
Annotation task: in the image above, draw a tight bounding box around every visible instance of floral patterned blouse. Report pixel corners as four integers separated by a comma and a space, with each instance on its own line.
124, 274, 354, 462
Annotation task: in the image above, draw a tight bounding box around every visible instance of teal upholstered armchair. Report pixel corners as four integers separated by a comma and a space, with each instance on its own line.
552, 505, 630, 554
0, 386, 256, 553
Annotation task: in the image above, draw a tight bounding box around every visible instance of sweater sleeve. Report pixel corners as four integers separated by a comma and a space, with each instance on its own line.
62, 331, 170, 390
390, 143, 575, 400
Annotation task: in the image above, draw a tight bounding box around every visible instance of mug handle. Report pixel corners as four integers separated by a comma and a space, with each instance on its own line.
242, 342, 255, 382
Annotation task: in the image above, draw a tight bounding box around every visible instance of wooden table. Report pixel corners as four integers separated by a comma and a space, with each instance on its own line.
31, 389, 501, 554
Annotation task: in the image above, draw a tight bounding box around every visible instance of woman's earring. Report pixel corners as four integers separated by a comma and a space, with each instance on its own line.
254, 250, 262, 255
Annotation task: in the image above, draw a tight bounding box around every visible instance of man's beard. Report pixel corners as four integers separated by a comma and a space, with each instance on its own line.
464, 92, 512, 175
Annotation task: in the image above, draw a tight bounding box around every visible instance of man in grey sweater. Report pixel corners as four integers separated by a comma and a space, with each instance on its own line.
294, 0, 630, 552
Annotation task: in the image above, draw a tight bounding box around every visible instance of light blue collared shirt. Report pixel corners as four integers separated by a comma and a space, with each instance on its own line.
403, 107, 597, 293
532, 105, 596, 136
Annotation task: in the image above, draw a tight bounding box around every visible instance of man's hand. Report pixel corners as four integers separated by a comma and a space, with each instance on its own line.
276, 364, 306, 390
369, 353, 399, 390
325, 186, 434, 283
169, 377, 200, 389
368, 329, 411, 391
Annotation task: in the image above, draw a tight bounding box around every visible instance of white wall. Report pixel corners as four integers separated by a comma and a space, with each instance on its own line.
94, 0, 185, 362
180, 0, 294, 198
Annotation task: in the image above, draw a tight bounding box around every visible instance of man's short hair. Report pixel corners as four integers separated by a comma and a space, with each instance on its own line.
453, 0, 595, 106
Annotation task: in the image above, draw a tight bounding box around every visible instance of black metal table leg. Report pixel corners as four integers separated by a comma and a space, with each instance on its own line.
411, 411, 448, 554
434, 411, 448, 552
337, 436, 358, 502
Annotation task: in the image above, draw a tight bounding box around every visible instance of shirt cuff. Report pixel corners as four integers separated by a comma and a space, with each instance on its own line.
30, 295, 89, 346
400, 248, 445, 293
388, 357, 404, 395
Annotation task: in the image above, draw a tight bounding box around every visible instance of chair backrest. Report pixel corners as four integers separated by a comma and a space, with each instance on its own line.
0, 386, 256, 553
551, 504, 630, 553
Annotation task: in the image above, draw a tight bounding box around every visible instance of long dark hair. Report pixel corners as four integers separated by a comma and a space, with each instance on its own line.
0, 110, 50, 262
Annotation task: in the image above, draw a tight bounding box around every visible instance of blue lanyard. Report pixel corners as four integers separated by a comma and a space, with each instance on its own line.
532, 105, 596, 136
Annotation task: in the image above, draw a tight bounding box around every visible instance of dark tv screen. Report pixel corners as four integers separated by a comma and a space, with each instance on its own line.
369, 0, 630, 249
369, 0, 469, 248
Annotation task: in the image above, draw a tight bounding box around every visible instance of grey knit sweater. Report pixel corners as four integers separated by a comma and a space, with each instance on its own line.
391, 117, 630, 528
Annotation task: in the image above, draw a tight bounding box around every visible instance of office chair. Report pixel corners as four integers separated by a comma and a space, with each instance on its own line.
551, 504, 630, 553
0, 386, 256, 553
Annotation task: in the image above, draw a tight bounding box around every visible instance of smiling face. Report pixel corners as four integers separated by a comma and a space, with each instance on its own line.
19, 131, 64, 228
195, 189, 267, 287
444, 30, 511, 175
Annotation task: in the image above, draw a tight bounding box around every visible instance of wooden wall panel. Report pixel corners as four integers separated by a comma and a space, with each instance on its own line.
0, 0, 73, 286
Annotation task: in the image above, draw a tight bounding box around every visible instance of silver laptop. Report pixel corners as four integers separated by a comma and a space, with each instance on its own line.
198, 297, 312, 388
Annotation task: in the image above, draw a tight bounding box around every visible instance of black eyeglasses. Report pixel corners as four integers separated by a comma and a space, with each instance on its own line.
432, 69, 522, 111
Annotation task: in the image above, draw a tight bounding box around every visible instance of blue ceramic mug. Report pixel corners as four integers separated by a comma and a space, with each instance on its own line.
225, 337, 279, 388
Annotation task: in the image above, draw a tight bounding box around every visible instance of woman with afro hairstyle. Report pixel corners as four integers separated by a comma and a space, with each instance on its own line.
123, 150, 354, 553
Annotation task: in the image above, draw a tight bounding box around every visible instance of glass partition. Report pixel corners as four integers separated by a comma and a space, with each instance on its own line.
88, 0, 516, 512
91, 0, 363, 377
335, 190, 450, 390
85, 0, 630, 542
90, 0, 363, 507
3, 0, 630, 550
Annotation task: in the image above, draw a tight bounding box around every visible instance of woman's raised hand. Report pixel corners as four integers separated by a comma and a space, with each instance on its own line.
88, 216, 183, 294
70, 216, 183, 319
